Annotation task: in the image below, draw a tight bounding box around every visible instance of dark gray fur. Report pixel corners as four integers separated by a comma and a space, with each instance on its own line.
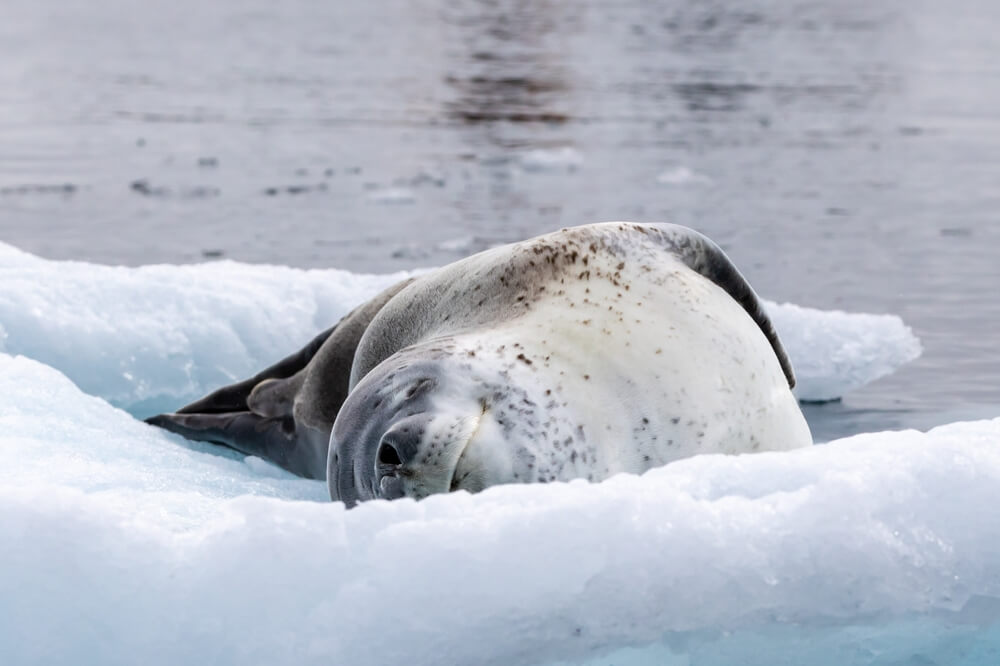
328, 350, 452, 505
145, 277, 414, 479
146, 223, 794, 503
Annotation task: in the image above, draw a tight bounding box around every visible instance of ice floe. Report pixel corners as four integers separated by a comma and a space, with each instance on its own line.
0, 240, 988, 666
0, 243, 919, 416
0, 351, 997, 665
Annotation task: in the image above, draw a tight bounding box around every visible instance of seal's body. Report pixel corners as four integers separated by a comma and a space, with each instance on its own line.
148, 223, 812, 506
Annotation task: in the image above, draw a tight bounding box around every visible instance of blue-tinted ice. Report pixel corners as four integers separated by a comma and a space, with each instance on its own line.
1, 247, 996, 666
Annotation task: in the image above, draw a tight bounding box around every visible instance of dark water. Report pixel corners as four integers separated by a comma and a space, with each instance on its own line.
1, 0, 998, 440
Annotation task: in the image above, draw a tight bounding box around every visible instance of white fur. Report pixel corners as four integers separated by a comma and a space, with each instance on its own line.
446, 244, 812, 490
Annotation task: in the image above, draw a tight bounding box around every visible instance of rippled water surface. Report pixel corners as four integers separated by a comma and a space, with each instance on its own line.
1, 0, 998, 439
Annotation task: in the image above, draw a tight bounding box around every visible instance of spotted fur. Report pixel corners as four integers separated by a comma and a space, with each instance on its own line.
148, 223, 812, 506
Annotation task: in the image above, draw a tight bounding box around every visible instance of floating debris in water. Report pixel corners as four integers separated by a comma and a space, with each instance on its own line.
262, 183, 329, 196
0, 183, 77, 196
130, 179, 168, 197
130, 180, 219, 199
409, 171, 446, 188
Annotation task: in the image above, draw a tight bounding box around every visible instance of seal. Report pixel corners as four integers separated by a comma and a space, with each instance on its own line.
147, 222, 812, 506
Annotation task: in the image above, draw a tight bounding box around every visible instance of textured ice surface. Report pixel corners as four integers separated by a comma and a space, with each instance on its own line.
0, 355, 326, 529
1, 352, 998, 665
0, 241, 411, 415
0, 242, 919, 416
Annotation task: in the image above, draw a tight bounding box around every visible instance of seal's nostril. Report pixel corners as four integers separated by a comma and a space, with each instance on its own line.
377, 440, 403, 467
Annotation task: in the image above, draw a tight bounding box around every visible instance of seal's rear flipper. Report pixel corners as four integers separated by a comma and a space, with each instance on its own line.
143, 325, 337, 479
145, 277, 418, 480
174, 325, 337, 415
144, 325, 336, 478
145, 411, 325, 479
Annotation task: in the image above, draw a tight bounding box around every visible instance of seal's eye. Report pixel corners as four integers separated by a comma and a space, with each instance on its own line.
405, 377, 436, 399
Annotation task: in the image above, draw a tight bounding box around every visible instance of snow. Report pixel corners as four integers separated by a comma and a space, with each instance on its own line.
0, 242, 919, 416
1, 351, 999, 665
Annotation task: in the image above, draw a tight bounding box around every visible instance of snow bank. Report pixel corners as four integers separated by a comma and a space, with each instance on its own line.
1, 352, 998, 665
0, 242, 918, 415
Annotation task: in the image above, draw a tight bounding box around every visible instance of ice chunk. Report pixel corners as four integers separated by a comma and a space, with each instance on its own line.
766, 301, 923, 402
0, 351, 997, 665
519, 147, 583, 172
366, 187, 417, 204
656, 166, 712, 185
0, 242, 918, 415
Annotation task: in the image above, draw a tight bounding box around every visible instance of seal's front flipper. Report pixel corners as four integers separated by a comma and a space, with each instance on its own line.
145, 411, 325, 479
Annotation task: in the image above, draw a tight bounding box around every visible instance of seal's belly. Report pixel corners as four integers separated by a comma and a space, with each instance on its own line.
471, 255, 812, 483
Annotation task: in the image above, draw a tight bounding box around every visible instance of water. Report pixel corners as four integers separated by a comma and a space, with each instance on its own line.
1, 0, 998, 440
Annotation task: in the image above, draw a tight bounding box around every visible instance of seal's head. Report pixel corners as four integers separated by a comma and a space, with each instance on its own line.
328, 349, 516, 506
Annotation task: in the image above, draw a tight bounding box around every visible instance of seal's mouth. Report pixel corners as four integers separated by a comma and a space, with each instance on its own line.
448, 403, 487, 492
